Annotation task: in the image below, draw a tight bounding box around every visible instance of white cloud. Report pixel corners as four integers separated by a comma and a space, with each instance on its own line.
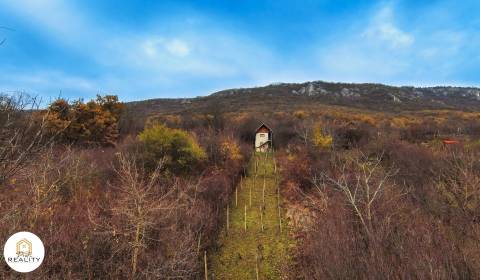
314, 0, 480, 87
5, 0, 477, 99
143, 38, 191, 57
0, 0, 91, 47
0, 1, 276, 98
363, 5, 414, 49
165, 39, 190, 57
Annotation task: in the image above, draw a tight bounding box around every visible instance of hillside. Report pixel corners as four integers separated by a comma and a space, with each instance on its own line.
127, 81, 480, 118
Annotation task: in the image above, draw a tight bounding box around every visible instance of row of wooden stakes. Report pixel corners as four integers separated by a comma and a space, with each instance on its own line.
203, 152, 280, 279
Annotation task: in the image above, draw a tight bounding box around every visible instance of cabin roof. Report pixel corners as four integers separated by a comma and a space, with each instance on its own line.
255, 123, 272, 133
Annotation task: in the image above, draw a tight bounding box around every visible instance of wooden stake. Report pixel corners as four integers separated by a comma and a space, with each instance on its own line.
249, 183, 252, 207
278, 205, 282, 233
244, 204, 247, 232
262, 180, 265, 205
277, 185, 280, 204
255, 254, 260, 280
263, 176, 266, 205
197, 232, 202, 255
204, 250, 208, 280
252, 175, 256, 207
235, 187, 238, 207
277, 184, 281, 233
226, 204, 230, 232
260, 205, 264, 232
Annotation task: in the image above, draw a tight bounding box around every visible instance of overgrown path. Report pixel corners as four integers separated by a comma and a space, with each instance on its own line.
210, 152, 293, 279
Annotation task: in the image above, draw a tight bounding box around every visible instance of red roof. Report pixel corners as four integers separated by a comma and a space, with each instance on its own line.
443, 139, 460, 145
255, 123, 272, 133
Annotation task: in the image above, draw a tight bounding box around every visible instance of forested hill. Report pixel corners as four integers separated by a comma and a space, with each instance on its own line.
127, 81, 480, 117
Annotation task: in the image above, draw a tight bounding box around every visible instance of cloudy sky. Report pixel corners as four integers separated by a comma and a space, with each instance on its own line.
1, 0, 479, 102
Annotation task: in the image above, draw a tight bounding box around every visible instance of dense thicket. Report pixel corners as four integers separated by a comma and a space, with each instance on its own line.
0, 95, 251, 279
2, 92, 480, 279
278, 116, 480, 279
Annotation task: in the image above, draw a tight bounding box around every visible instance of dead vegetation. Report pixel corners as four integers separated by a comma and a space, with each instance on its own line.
2, 91, 480, 279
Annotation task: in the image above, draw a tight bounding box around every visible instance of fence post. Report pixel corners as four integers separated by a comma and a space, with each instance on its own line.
274, 158, 277, 174
260, 205, 264, 232
249, 183, 252, 207
263, 176, 266, 205
255, 253, 260, 280
244, 204, 247, 232
278, 204, 282, 234
226, 204, 230, 233
204, 250, 208, 280
235, 187, 238, 207
197, 232, 202, 255
262, 184, 265, 206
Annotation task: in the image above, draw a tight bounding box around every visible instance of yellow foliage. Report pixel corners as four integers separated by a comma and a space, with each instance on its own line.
220, 138, 243, 161
139, 123, 206, 173
391, 117, 420, 128
312, 125, 333, 149
294, 110, 308, 119
356, 115, 377, 126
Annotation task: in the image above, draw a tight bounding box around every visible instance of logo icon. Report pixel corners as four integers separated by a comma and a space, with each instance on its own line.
3, 232, 44, 273
16, 239, 32, 256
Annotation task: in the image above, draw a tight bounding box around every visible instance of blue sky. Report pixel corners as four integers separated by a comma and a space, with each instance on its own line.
1, 0, 480, 102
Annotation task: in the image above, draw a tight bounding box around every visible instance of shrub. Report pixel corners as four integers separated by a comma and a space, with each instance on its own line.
0, 93, 49, 183
138, 123, 206, 174
219, 137, 243, 161
312, 124, 333, 149
333, 123, 372, 149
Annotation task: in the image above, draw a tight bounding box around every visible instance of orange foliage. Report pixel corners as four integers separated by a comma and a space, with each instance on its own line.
45, 95, 124, 146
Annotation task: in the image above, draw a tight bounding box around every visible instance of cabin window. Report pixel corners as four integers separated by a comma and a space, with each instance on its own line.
260, 134, 265, 138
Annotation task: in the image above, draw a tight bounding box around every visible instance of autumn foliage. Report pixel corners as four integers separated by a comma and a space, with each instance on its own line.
45, 95, 124, 146
2, 91, 480, 279
138, 123, 207, 174
1, 95, 252, 278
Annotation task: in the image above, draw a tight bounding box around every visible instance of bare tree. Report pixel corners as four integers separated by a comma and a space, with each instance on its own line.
318, 152, 399, 237
90, 153, 177, 278
294, 118, 314, 146
0, 93, 53, 183
26, 146, 88, 227
436, 151, 480, 222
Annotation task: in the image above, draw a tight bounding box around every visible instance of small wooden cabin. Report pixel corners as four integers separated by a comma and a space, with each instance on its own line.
255, 123, 272, 152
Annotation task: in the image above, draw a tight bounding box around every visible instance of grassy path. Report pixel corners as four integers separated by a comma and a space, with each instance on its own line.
210, 152, 293, 279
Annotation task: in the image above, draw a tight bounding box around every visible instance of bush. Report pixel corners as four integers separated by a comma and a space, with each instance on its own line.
312, 124, 333, 149
138, 123, 206, 174
333, 123, 372, 149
